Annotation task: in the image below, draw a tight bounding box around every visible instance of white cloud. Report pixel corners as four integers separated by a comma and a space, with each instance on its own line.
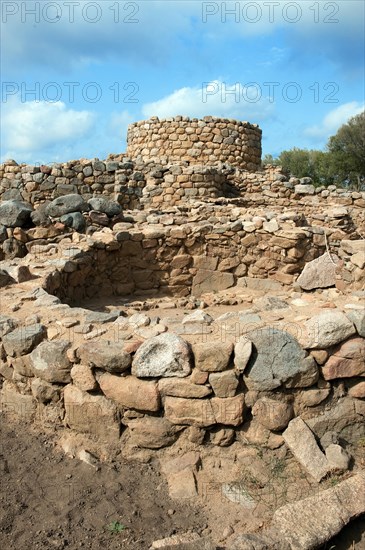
1, 0, 195, 73
0, 96, 95, 162
109, 110, 135, 141
304, 102, 364, 140
142, 80, 275, 122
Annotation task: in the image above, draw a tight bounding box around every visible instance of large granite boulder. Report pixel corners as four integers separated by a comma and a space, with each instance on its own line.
243, 328, 318, 391
0, 200, 33, 227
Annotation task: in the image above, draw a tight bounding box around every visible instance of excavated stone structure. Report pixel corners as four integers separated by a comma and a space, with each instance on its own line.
0, 117, 364, 549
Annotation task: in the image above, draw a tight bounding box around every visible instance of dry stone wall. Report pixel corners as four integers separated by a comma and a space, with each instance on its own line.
0, 283, 364, 459
35, 223, 363, 304
1, 159, 364, 215
126, 116, 262, 169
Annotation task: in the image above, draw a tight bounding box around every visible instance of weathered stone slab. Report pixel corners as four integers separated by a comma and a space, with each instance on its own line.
321, 337, 365, 379
236, 277, 282, 291
299, 311, 356, 349
192, 269, 234, 296
282, 417, 330, 482
296, 252, 339, 290
228, 473, 365, 550
270, 471, 365, 549
166, 469, 198, 500
63, 384, 120, 441
132, 333, 191, 378
99, 373, 160, 412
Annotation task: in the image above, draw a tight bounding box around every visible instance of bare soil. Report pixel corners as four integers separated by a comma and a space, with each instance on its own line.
0, 416, 207, 550
0, 414, 364, 550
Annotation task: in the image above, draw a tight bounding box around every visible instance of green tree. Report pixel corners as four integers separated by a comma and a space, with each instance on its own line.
327, 111, 365, 190
276, 148, 334, 185
278, 148, 314, 179
261, 153, 280, 166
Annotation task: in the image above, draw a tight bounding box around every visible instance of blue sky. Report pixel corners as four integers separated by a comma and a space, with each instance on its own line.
1, 0, 364, 164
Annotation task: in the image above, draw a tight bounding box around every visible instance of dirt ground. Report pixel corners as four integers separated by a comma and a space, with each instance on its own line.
1, 283, 365, 549
0, 414, 364, 550
0, 415, 210, 550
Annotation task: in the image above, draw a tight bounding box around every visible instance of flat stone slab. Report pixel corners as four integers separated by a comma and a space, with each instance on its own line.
228, 472, 365, 550
299, 311, 356, 349
282, 417, 331, 482
297, 252, 339, 290
270, 471, 365, 549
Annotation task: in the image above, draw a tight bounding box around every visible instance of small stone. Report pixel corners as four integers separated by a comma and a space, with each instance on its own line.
192, 342, 233, 372
77, 449, 100, 469
71, 364, 97, 391
321, 337, 365, 380
234, 337, 252, 373
158, 378, 212, 398
127, 417, 183, 449
209, 370, 238, 397
252, 397, 293, 431
77, 341, 131, 373
325, 444, 350, 472
30, 340, 72, 383
210, 427, 235, 446
349, 381, 365, 399
182, 310, 213, 324
222, 482, 256, 508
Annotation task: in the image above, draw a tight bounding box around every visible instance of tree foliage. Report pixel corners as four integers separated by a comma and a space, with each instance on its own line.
327, 111, 365, 189
262, 111, 365, 189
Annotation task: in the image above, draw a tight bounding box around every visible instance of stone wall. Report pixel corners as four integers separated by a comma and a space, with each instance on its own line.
1, 159, 365, 214
0, 291, 364, 460
1, 194, 364, 289
126, 116, 262, 169
35, 223, 363, 304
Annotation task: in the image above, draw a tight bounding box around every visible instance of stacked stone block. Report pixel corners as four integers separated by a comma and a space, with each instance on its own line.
127, 116, 262, 169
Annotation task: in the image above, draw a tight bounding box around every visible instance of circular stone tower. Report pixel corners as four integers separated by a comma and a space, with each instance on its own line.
127, 116, 262, 170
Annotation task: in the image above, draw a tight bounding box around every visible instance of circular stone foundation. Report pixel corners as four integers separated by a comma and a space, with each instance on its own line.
127, 115, 262, 169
